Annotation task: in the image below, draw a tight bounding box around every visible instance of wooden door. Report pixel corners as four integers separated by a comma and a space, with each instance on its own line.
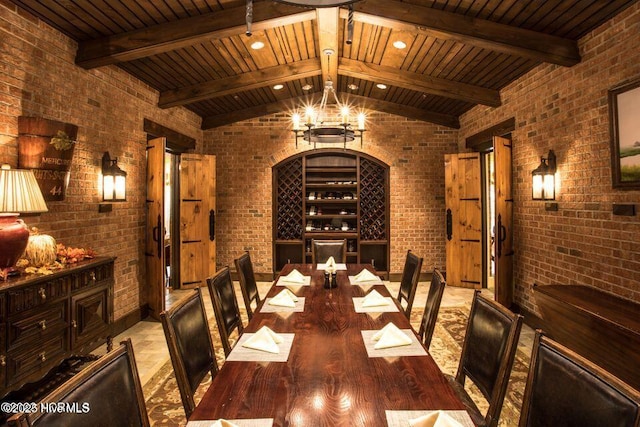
179, 154, 216, 289
145, 137, 166, 320
493, 136, 514, 307
445, 153, 482, 288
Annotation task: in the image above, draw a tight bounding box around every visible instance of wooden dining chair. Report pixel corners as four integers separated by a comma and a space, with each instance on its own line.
234, 251, 261, 320
7, 339, 149, 427
417, 267, 446, 349
447, 291, 523, 427
160, 288, 219, 419
396, 250, 423, 318
207, 266, 245, 356
519, 330, 640, 427
311, 239, 347, 264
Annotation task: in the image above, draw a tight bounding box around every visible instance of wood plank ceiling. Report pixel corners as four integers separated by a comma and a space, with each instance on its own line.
9, 0, 636, 130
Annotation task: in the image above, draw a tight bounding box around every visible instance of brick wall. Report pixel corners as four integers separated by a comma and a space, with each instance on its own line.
459, 3, 640, 312
202, 110, 459, 275
0, 2, 203, 320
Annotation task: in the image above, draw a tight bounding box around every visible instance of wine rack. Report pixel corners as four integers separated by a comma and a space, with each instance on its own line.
273, 150, 389, 275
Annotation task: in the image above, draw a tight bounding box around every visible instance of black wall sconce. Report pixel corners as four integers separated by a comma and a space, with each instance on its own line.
532, 150, 556, 201
101, 152, 127, 202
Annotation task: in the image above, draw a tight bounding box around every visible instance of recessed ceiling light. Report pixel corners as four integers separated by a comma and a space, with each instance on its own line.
376, 83, 387, 90
302, 84, 313, 91
273, 84, 284, 90
347, 84, 358, 90
393, 40, 407, 49
251, 41, 265, 50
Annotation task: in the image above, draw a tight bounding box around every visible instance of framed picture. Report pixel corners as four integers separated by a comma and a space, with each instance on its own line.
609, 77, 640, 189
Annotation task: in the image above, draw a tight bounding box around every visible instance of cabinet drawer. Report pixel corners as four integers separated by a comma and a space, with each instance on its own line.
7, 302, 68, 351
5, 332, 69, 389
7, 278, 69, 316
72, 262, 114, 293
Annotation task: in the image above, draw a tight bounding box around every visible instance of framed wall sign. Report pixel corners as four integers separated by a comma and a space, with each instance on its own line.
609, 77, 640, 189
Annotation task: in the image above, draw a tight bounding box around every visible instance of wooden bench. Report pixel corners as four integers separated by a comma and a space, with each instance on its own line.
533, 284, 640, 391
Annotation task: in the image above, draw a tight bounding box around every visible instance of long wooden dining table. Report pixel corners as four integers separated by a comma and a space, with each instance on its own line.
189, 264, 471, 427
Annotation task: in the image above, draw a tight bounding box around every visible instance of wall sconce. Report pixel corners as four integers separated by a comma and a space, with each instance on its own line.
101, 152, 127, 202
532, 150, 556, 200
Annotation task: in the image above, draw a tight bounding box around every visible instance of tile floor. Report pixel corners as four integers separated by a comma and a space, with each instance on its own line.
93, 281, 535, 387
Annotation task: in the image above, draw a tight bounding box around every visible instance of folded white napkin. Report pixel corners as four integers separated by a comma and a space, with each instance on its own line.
210, 419, 239, 427
241, 326, 283, 354
269, 289, 298, 307
409, 411, 463, 427
361, 289, 389, 307
281, 269, 305, 283
325, 256, 336, 272
354, 269, 380, 283
372, 322, 412, 349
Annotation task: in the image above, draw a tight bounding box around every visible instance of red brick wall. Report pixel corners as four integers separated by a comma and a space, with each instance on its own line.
203, 110, 458, 275
459, 3, 640, 311
0, 2, 203, 320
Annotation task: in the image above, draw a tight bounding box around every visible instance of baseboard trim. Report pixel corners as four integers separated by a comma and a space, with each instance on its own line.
112, 306, 148, 337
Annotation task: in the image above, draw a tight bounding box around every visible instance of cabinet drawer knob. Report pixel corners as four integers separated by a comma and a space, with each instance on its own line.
90, 272, 96, 281
71, 320, 77, 328
0, 355, 5, 367
38, 352, 46, 362
38, 320, 46, 330
38, 287, 46, 300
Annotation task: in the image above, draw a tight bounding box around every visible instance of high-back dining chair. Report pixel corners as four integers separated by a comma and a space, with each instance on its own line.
207, 266, 244, 356
447, 291, 523, 427
160, 288, 219, 419
417, 267, 446, 349
519, 330, 640, 427
7, 339, 149, 427
312, 239, 347, 264
396, 250, 423, 318
234, 251, 261, 320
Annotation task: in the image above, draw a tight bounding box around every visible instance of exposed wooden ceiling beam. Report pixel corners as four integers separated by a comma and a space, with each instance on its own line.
345, 94, 460, 129
76, 3, 316, 69
159, 59, 322, 108
201, 93, 323, 130
346, 0, 580, 66
201, 92, 459, 130
339, 58, 501, 107
316, 7, 340, 86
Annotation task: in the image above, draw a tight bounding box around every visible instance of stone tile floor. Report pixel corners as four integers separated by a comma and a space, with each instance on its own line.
93, 281, 535, 387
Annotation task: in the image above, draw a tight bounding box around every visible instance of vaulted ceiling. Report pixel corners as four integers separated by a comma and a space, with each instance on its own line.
10, 0, 636, 130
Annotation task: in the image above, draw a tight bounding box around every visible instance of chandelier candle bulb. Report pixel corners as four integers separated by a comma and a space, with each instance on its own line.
341, 106, 350, 125
305, 107, 315, 126
357, 113, 365, 131
292, 114, 301, 131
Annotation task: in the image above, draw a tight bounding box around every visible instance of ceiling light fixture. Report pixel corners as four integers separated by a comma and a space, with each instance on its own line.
291, 79, 365, 149
302, 84, 313, 91
273, 0, 361, 6
393, 40, 407, 49
250, 41, 264, 50
376, 83, 387, 90
273, 84, 284, 90
347, 83, 358, 90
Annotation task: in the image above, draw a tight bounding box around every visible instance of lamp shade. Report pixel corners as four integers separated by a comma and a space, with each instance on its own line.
0, 165, 48, 214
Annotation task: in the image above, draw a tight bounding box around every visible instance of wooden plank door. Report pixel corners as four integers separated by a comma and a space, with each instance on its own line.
494, 136, 514, 307
179, 154, 216, 289
445, 153, 482, 288
145, 137, 166, 320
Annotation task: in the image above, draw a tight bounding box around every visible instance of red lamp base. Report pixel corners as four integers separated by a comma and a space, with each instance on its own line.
0, 215, 30, 280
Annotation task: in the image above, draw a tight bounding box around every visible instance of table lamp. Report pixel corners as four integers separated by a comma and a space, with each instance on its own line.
0, 164, 48, 279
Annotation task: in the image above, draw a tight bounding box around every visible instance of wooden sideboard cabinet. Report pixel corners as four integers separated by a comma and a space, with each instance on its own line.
0, 257, 114, 397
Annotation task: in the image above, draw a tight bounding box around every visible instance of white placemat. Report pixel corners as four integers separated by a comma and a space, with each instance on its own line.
316, 263, 347, 271
260, 297, 305, 313
385, 410, 474, 427
361, 329, 427, 358
275, 276, 311, 286
348, 275, 384, 285
187, 418, 273, 427
352, 297, 398, 313
226, 333, 295, 362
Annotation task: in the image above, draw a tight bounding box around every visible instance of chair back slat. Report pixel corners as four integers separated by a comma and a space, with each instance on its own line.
207, 267, 244, 356
418, 268, 446, 349
312, 239, 347, 264
397, 250, 423, 318
234, 251, 261, 320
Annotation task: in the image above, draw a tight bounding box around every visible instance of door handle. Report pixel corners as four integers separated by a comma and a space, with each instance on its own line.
209, 210, 216, 241
152, 214, 162, 259
446, 209, 453, 241
497, 214, 506, 258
